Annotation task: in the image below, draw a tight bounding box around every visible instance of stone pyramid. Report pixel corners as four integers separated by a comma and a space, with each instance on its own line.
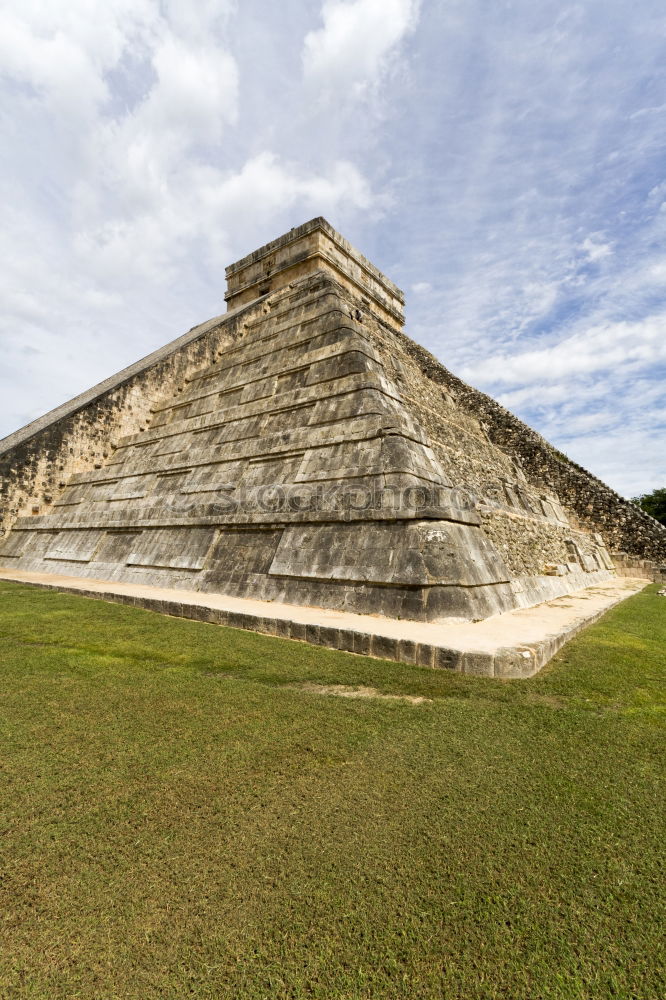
1, 219, 663, 625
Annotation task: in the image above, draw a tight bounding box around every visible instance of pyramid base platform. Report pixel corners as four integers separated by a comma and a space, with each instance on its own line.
0, 567, 648, 679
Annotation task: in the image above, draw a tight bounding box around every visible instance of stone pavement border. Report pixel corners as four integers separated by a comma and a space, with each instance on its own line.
0, 568, 648, 679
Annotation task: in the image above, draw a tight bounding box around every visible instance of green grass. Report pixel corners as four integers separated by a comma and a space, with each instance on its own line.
0, 581, 664, 1000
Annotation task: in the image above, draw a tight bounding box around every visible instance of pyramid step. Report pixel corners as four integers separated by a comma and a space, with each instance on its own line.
121, 383, 403, 452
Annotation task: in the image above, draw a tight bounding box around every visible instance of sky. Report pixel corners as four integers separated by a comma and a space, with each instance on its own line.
1, 0, 665, 498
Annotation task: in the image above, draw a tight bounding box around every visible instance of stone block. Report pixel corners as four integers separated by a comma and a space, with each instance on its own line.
371, 634, 399, 661
202, 606, 224, 625
289, 621, 307, 641
532, 638, 556, 670
226, 611, 255, 631
305, 623, 321, 645
415, 643, 435, 668
433, 647, 463, 671
141, 598, 164, 613
337, 630, 356, 653
352, 632, 372, 656
460, 651, 494, 677
319, 626, 342, 649
543, 563, 567, 576
162, 600, 184, 617
273, 618, 292, 638
493, 647, 537, 679
397, 640, 417, 664
184, 603, 208, 622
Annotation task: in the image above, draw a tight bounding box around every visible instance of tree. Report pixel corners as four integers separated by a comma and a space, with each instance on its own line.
631, 488, 666, 526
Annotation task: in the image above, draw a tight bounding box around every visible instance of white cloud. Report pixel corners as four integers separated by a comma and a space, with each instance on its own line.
629, 103, 666, 120
161, 0, 237, 42
580, 236, 613, 262
74, 151, 375, 285
411, 281, 432, 294
303, 0, 420, 96
0, 9, 109, 123
1, 1, 375, 291
75, 33, 240, 230
461, 314, 666, 386
138, 35, 239, 145
647, 259, 666, 281
200, 153, 373, 219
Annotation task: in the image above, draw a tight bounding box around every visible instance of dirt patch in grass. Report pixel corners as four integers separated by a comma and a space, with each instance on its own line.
296, 682, 432, 704
522, 691, 569, 709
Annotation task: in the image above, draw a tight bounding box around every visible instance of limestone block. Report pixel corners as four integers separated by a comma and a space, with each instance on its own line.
543, 563, 567, 576
305, 624, 321, 645
352, 632, 372, 655
319, 626, 343, 649
371, 634, 399, 661
415, 644, 435, 668
289, 621, 307, 641
397, 640, 418, 664
273, 618, 292, 638
434, 648, 463, 671
337, 630, 356, 653
162, 601, 185, 618
460, 651, 494, 677
0, 532, 27, 558
493, 647, 537, 679
126, 527, 217, 571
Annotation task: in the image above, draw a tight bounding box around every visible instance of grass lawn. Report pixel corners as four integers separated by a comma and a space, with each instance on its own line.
0, 580, 664, 999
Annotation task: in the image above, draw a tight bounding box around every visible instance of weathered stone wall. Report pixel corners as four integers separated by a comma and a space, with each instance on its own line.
0, 304, 264, 540
382, 328, 666, 566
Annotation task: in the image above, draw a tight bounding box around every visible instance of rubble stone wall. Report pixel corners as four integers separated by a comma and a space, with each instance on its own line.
381, 325, 666, 568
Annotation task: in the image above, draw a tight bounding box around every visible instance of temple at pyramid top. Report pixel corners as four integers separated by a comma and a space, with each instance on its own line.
224, 217, 405, 330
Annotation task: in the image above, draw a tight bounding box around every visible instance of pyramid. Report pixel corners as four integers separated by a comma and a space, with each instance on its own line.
0, 219, 664, 628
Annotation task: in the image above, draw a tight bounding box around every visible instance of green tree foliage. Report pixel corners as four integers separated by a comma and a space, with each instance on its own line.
632, 487, 666, 526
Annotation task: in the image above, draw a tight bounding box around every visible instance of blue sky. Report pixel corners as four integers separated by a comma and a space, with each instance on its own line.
1, 0, 665, 497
